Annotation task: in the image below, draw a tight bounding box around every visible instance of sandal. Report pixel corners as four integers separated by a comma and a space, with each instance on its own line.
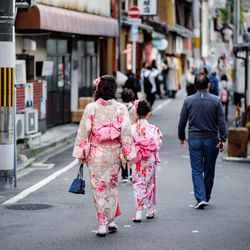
108, 224, 118, 233
146, 209, 156, 219
96, 227, 106, 237
132, 216, 142, 223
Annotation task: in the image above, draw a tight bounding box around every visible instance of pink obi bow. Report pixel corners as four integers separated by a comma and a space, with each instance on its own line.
133, 137, 157, 163
92, 122, 121, 142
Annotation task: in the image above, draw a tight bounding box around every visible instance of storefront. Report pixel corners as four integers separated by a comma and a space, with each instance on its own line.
15, 3, 118, 128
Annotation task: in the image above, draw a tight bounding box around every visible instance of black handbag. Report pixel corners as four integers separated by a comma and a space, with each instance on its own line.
68, 164, 85, 194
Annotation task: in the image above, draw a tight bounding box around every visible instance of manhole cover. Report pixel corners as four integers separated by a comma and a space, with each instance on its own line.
5, 204, 53, 210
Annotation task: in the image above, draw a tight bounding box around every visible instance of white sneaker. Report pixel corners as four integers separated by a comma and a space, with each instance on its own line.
194, 201, 208, 209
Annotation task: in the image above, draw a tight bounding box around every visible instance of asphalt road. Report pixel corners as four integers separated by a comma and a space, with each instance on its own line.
1, 90, 250, 250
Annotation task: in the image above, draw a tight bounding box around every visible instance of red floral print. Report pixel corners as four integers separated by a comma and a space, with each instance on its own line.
110, 174, 118, 187
90, 115, 95, 124
97, 212, 106, 226
122, 142, 132, 156
78, 139, 88, 149
94, 181, 106, 192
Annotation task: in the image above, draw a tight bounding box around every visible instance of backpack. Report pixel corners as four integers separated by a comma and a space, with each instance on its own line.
143, 75, 152, 94
221, 88, 228, 103
132, 78, 141, 92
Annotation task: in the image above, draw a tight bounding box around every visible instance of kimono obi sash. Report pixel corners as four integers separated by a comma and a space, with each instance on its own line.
91, 122, 121, 145
133, 137, 157, 163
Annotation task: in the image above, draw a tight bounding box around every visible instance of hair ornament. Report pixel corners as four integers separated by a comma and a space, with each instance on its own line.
94, 77, 101, 90
134, 100, 140, 112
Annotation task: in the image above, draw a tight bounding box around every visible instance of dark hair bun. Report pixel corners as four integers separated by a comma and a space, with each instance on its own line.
94, 75, 117, 101
137, 100, 151, 117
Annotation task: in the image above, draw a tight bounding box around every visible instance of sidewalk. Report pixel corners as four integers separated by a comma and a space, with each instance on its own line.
208, 41, 250, 162
18, 123, 78, 170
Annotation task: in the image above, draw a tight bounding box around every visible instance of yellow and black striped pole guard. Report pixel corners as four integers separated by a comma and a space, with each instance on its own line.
0, 67, 14, 107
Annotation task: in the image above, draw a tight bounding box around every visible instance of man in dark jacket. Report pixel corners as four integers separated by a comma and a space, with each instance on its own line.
178, 73, 227, 209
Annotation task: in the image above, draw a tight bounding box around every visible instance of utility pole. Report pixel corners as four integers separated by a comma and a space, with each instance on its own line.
117, 0, 121, 71
0, 0, 15, 189
233, 0, 240, 92
193, 0, 201, 69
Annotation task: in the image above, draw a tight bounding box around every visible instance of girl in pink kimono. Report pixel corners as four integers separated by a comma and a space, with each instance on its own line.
72, 75, 136, 237
130, 100, 162, 222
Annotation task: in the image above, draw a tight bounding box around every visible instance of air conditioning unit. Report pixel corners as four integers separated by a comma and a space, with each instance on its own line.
16, 114, 25, 139
15, 60, 27, 85
23, 39, 36, 51
24, 109, 38, 135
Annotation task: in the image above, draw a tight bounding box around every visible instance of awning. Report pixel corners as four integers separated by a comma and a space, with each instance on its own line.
167, 25, 193, 38
15, 4, 118, 37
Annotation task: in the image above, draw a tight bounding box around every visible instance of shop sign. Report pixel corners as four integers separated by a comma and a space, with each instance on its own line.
152, 39, 168, 50
138, 0, 157, 16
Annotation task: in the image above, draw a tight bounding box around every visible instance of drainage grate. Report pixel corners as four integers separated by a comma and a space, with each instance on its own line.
5, 204, 53, 210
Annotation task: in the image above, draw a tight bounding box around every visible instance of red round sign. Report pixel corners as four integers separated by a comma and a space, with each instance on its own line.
128, 6, 140, 18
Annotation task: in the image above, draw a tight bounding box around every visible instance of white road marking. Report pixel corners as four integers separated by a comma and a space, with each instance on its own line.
181, 155, 189, 159
192, 230, 199, 233
2, 159, 78, 205
30, 162, 55, 170
92, 230, 97, 233
153, 99, 172, 113
189, 205, 194, 207
189, 191, 194, 194
124, 225, 131, 228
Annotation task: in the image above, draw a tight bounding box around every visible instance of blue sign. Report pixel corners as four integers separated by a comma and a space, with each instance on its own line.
131, 25, 138, 38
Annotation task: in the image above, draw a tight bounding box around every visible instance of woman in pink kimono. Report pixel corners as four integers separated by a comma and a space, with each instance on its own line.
130, 100, 162, 222
72, 75, 136, 237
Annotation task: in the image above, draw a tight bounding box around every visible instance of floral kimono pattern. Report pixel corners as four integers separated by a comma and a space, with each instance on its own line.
73, 98, 136, 225
130, 119, 162, 211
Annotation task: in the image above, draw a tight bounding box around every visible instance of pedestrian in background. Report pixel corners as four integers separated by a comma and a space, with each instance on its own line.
167, 53, 179, 98
220, 74, 230, 121
73, 75, 136, 237
143, 66, 158, 107
151, 59, 162, 99
199, 57, 212, 75
200, 67, 209, 76
131, 100, 162, 222
178, 73, 227, 209
218, 55, 232, 83
161, 57, 169, 97
120, 88, 136, 182
123, 72, 141, 100
186, 66, 196, 96
209, 72, 219, 96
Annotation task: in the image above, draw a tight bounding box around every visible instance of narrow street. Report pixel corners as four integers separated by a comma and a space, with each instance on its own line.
1, 90, 250, 250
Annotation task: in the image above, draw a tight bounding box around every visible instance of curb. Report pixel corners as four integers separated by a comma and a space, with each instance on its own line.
17, 132, 77, 172
223, 156, 250, 163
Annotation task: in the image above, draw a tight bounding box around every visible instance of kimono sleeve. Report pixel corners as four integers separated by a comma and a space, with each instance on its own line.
72, 104, 93, 160
154, 126, 163, 167
119, 105, 136, 162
